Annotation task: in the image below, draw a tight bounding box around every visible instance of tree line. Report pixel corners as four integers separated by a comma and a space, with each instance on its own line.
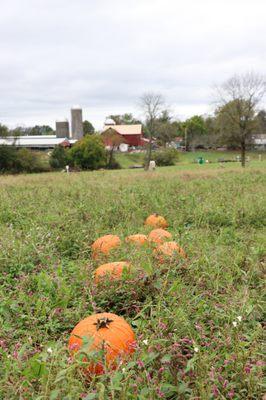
0, 121, 96, 137
0, 72, 265, 172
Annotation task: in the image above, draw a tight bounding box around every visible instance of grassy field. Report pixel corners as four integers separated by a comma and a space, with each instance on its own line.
115, 150, 264, 169
0, 164, 265, 399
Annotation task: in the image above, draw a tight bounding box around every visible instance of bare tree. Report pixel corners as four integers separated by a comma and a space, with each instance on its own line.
215, 72, 266, 167
101, 128, 124, 168
140, 92, 164, 170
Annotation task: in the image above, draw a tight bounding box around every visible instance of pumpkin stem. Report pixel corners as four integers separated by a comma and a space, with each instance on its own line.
94, 317, 113, 330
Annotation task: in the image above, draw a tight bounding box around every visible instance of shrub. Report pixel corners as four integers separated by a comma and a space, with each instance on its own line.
16, 148, 46, 173
153, 148, 179, 166
106, 156, 121, 169
0, 146, 46, 173
49, 146, 69, 169
0, 146, 17, 171
69, 135, 106, 170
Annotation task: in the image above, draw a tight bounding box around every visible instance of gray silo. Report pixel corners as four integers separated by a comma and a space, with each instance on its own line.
71, 105, 83, 139
56, 120, 70, 138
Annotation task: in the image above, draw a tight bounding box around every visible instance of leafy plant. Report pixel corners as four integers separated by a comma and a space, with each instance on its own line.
153, 148, 179, 166
69, 135, 107, 170
49, 146, 69, 169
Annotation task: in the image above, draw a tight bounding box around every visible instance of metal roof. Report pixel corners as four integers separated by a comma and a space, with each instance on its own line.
0, 135, 77, 148
103, 124, 142, 135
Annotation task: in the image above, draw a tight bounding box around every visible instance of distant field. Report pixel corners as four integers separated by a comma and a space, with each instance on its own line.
0, 165, 265, 399
115, 150, 265, 169
38, 149, 265, 171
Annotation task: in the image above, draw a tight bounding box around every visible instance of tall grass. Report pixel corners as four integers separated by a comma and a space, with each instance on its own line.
0, 165, 265, 399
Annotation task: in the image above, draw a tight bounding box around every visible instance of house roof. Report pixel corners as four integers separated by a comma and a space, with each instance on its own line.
103, 124, 142, 135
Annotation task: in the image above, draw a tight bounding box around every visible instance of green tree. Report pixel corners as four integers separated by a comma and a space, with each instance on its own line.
10, 125, 54, 136
158, 109, 172, 123
29, 125, 54, 135
215, 100, 258, 152
15, 148, 44, 172
256, 110, 266, 133
155, 121, 177, 147
83, 120, 95, 135
69, 135, 106, 170
215, 72, 266, 166
9, 126, 26, 136
0, 124, 9, 137
153, 148, 179, 166
0, 146, 17, 171
107, 113, 141, 125
183, 115, 207, 150
152, 110, 180, 147
0, 146, 45, 173
49, 146, 69, 169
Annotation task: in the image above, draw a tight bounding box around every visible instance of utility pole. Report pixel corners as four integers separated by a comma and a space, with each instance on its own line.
185, 126, 188, 151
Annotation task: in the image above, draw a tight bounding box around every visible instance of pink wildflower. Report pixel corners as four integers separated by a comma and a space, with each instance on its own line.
146, 372, 152, 382
69, 343, 79, 351
156, 388, 164, 398
223, 380, 228, 388
244, 364, 252, 374
159, 322, 167, 330
212, 385, 219, 398
209, 367, 215, 380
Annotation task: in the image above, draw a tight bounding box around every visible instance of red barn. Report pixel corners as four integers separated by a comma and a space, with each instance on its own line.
102, 124, 143, 147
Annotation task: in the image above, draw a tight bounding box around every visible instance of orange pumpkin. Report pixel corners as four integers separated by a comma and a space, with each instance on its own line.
92, 235, 121, 259
148, 228, 172, 244
69, 312, 135, 374
125, 234, 148, 246
154, 241, 187, 261
145, 214, 168, 229
94, 262, 131, 283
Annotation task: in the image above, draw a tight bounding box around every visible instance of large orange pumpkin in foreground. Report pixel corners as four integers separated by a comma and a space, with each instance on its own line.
69, 313, 135, 374
92, 235, 121, 259
94, 261, 131, 283
148, 228, 172, 244
125, 234, 148, 246
154, 241, 187, 261
145, 214, 168, 229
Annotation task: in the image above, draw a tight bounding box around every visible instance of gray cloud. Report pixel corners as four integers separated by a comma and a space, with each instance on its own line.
0, 0, 265, 129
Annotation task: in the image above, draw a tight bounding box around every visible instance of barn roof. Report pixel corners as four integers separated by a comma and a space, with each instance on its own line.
103, 124, 142, 135
0, 136, 77, 148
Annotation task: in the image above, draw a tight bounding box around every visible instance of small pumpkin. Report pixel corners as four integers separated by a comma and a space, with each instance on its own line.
92, 235, 121, 259
94, 261, 131, 283
125, 234, 148, 246
69, 312, 135, 374
154, 241, 187, 261
148, 228, 172, 244
145, 214, 168, 229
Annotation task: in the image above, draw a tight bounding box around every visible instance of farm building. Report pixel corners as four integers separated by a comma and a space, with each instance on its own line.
102, 122, 146, 150
0, 135, 76, 149
252, 134, 266, 150
0, 106, 83, 150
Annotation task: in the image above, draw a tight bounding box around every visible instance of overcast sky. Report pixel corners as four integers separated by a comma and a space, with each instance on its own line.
0, 0, 265, 130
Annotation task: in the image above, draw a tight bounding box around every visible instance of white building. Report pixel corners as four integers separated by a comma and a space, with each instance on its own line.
0, 135, 77, 149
